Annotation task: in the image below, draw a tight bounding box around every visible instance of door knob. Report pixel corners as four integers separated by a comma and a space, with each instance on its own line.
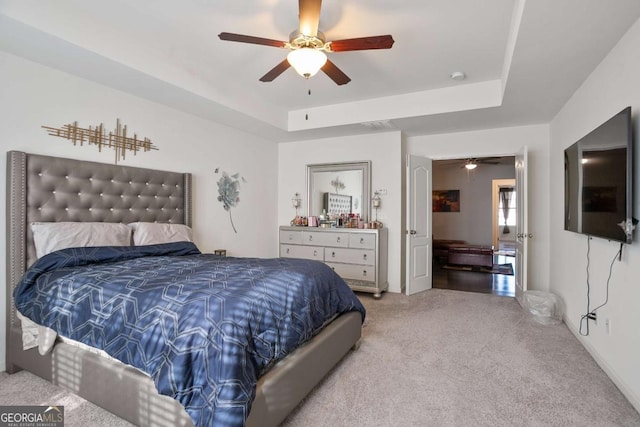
410, 230, 417, 235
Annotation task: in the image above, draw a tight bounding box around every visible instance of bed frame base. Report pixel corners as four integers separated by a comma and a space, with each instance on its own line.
8, 313, 361, 427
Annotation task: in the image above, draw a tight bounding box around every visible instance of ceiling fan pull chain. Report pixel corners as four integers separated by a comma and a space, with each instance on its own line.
305, 84, 312, 120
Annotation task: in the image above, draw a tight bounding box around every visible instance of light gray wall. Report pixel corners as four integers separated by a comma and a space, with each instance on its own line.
549, 16, 640, 411
433, 161, 515, 245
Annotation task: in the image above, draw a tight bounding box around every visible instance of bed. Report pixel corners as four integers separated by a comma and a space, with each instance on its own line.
5, 151, 364, 427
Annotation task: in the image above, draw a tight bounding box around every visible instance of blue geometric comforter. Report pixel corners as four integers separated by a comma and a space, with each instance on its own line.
14, 242, 365, 427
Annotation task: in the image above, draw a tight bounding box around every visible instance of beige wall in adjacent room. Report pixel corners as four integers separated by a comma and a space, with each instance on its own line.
432, 160, 515, 246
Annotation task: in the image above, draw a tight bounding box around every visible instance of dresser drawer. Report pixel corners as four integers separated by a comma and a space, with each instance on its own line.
325, 247, 375, 266
279, 230, 303, 245
302, 231, 349, 247
327, 262, 376, 282
349, 233, 376, 249
280, 244, 324, 261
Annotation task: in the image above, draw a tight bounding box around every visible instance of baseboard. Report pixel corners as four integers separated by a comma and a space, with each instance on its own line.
0, 358, 5, 373
564, 315, 640, 414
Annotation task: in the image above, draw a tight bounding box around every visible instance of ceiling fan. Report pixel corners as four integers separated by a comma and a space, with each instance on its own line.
218, 0, 394, 85
462, 157, 503, 170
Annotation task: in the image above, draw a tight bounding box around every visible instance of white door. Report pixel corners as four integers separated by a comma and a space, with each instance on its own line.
514, 147, 529, 305
406, 155, 432, 295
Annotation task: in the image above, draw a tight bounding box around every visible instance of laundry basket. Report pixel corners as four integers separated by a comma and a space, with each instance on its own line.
523, 291, 562, 325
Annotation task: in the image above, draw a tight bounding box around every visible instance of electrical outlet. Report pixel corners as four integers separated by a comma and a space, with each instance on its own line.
605, 318, 611, 335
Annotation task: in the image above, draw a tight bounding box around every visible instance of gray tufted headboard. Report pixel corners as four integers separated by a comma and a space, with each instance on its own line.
6, 150, 192, 333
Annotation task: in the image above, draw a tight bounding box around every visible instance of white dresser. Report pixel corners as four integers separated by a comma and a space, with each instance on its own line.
279, 226, 388, 298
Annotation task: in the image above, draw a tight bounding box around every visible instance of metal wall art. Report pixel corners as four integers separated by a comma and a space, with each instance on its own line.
42, 119, 157, 164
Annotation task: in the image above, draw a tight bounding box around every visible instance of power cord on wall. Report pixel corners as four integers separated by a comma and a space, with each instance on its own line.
579, 237, 623, 336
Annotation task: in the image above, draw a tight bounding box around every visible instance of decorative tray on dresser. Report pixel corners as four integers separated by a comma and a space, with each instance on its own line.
279, 226, 388, 298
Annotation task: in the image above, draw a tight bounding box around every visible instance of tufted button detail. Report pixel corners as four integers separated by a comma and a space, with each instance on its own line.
100, 193, 103, 196
65, 175, 69, 179
38, 207, 42, 211
65, 207, 69, 211
52, 190, 56, 194
109, 208, 114, 211
88, 208, 92, 211
111, 179, 114, 183
38, 173, 42, 177
120, 195, 124, 198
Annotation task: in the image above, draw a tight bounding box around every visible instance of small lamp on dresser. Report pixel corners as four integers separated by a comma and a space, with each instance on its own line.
291, 192, 302, 216
372, 190, 382, 221
290, 192, 307, 226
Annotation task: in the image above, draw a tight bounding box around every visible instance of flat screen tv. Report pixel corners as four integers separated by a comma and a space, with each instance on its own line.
564, 107, 634, 244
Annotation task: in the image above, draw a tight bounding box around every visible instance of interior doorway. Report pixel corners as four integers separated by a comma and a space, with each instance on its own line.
430, 156, 516, 297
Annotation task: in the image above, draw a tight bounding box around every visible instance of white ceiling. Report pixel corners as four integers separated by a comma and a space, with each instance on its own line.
1, 0, 640, 142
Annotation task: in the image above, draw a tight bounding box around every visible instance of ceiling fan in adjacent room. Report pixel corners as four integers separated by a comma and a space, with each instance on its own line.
218, 0, 394, 85
462, 157, 502, 170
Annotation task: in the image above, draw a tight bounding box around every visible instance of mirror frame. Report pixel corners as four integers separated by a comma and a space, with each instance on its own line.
306, 161, 371, 220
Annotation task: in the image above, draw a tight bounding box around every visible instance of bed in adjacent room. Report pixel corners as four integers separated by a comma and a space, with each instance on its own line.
5, 151, 364, 427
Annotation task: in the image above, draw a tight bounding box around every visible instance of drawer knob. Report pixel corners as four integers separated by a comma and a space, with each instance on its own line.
360, 237, 364, 244
313, 250, 318, 257
337, 236, 341, 243
363, 254, 367, 260
286, 248, 290, 254
332, 251, 336, 258
309, 235, 313, 241
289, 235, 293, 240
363, 270, 367, 277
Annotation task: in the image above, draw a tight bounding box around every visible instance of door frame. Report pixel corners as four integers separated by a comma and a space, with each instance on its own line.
410, 152, 526, 299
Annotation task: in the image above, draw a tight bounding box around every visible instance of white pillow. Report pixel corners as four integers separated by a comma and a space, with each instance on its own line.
128, 222, 193, 246
31, 222, 131, 259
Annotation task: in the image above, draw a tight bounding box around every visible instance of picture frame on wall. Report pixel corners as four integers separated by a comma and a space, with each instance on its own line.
433, 190, 460, 212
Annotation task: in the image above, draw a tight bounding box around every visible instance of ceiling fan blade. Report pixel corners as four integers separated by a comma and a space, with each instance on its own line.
218, 32, 287, 48
329, 35, 395, 52
298, 0, 322, 37
322, 60, 351, 85
259, 59, 291, 82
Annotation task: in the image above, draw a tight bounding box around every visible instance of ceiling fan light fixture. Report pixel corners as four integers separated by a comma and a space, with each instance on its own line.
287, 48, 327, 79
465, 162, 477, 170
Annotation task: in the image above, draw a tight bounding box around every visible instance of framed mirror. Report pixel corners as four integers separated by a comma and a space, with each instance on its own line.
307, 161, 371, 221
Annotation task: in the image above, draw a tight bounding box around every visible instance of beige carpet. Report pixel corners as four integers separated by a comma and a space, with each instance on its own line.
1, 289, 638, 426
